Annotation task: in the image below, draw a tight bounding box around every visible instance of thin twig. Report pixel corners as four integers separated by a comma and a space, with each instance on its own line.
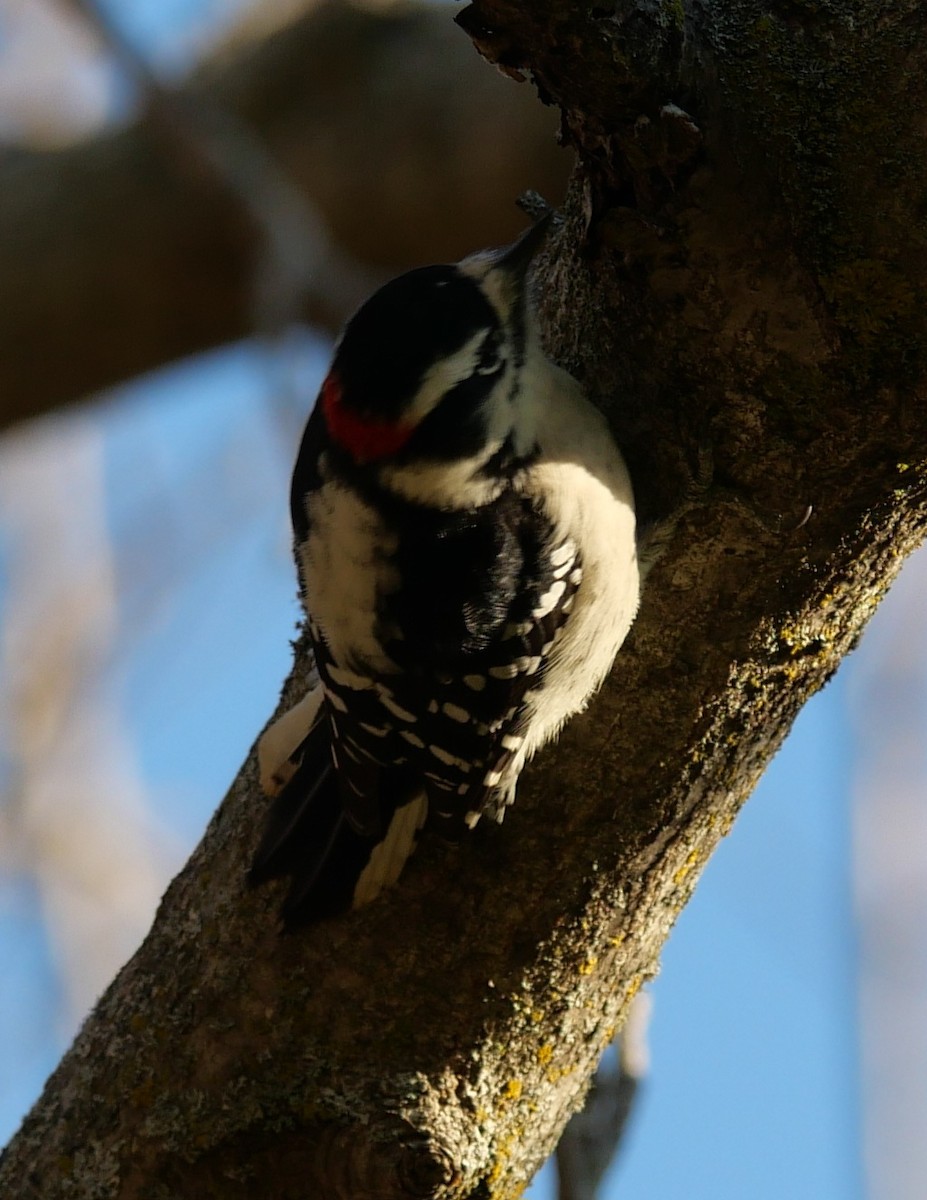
555, 992, 651, 1200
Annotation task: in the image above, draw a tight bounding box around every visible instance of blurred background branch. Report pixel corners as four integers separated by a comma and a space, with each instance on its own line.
60, 0, 378, 335
0, 0, 567, 432
555, 993, 651, 1200
0, 419, 181, 1031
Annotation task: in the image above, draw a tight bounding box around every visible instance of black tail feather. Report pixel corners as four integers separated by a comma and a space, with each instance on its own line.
250, 719, 426, 926
249, 719, 335, 885
279, 810, 384, 925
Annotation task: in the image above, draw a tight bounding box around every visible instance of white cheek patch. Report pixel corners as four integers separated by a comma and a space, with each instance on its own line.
406, 329, 495, 425
457, 252, 517, 326
377, 446, 507, 509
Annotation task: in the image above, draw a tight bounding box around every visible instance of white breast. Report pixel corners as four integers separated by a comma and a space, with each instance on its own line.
298, 467, 399, 673
516, 358, 639, 759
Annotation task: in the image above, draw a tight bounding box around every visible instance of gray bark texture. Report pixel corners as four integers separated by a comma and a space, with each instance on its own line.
3, 0, 927, 1197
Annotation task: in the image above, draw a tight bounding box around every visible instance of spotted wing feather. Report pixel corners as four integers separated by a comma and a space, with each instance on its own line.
314, 511, 582, 835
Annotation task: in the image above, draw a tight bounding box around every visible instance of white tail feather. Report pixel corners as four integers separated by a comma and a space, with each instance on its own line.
258, 686, 325, 795
352, 794, 428, 907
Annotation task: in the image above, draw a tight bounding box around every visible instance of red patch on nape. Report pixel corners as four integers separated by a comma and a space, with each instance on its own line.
320, 370, 414, 463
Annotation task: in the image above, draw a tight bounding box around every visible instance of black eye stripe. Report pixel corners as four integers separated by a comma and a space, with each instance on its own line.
475, 329, 504, 373
333, 267, 501, 423
401, 371, 500, 461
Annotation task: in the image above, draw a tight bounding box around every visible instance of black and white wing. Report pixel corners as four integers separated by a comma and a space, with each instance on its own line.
252, 472, 583, 923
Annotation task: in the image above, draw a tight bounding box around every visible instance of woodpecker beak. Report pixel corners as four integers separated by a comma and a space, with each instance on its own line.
494, 210, 554, 279
473, 210, 554, 320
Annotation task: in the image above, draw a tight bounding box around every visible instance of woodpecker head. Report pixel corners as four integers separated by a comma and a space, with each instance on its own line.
319, 215, 552, 505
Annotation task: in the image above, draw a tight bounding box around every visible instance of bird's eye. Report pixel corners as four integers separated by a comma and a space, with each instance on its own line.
475, 330, 504, 376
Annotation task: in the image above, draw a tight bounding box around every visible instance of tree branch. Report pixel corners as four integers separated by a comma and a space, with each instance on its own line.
0, 0, 566, 430
3, 2, 927, 1196
59, 0, 378, 337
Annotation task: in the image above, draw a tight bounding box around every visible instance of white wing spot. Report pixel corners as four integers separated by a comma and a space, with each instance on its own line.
429, 744, 472, 772
324, 686, 348, 713
533, 579, 567, 619
464, 674, 486, 691
489, 663, 519, 680
400, 730, 426, 748
569, 567, 584, 586
516, 656, 542, 675
442, 702, 471, 723
483, 769, 504, 787
464, 810, 482, 829
549, 541, 575, 568
327, 663, 373, 690
501, 734, 523, 751
427, 699, 440, 714
378, 691, 416, 722
359, 721, 389, 737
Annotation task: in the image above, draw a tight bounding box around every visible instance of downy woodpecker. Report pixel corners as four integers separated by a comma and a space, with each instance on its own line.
250, 215, 639, 924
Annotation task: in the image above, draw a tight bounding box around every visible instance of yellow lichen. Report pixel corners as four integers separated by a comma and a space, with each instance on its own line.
578, 957, 598, 976
487, 1158, 504, 1187
487, 1131, 520, 1188
673, 848, 700, 885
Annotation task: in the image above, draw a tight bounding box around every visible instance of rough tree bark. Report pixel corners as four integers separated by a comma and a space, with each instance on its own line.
3, 1, 926, 1197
